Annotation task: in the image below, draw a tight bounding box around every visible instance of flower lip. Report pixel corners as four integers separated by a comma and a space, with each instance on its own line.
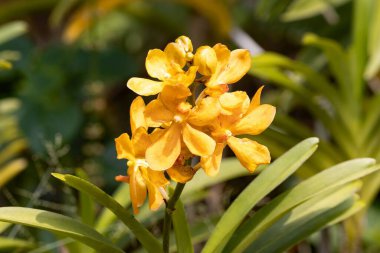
127, 159, 149, 168
173, 115, 183, 123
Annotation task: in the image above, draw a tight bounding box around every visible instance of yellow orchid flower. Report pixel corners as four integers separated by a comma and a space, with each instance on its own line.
127, 36, 198, 96
144, 85, 216, 171
193, 43, 251, 97
115, 97, 169, 214
200, 87, 276, 176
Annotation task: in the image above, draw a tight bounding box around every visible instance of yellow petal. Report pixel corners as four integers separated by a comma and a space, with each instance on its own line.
115, 133, 134, 160
194, 46, 217, 76
127, 77, 164, 96
175, 36, 193, 54
147, 169, 170, 186
247, 86, 264, 114
213, 43, 230, 66
145, 181, 165, 211
159, 85, 192, 113
231, 104, 276, 135
167, 165, 196, 183
132, 127, 151, 158
146, 123, 182, 171
183, 123, 216, 156
130, 96, 146, 133
146, 49, 172, 80
165, 42, 186, 68
215, 49, 251, 85
227, 136, 270, 173
187, 96, 220, 126
219, 91, 250, 116
200, 143, 225, 176
169, 66, 198, 87
145, 99, 174, 126
128, 166, 147, 214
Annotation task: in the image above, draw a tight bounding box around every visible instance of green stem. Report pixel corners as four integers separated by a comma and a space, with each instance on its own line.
163, 182, 186, 253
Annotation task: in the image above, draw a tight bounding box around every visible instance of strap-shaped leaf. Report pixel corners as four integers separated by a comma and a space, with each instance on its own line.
0, 207, 123, 253
172, 198, 193, 253
245, 182, 360, 253
52, 173, 162, 253
224, 158, 377, 252
0, 237, 36, 251
201, 137, 319, 253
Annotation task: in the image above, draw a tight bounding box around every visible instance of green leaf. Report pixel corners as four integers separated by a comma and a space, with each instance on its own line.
0, 207, 124, 253
0, 237, 36, 252
52, 173, 163, 253
201, 137, 319, 253
0, 21, 27, 44
224, 158, 378, 252
365, 0, 380, 79
75, 169, 95, 226
172, 198, 193, 253
244, 182, 360, 253
281, 0, 350, 22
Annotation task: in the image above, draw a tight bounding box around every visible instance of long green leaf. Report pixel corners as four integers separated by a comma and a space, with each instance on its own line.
0, 207, 123, 253
365, 0, 380, 79
224, 158, 377, 252
245, 183, 360, 253
0, 159, 27, 187
201, 137, 319, 253
52, 173, 163, 253
172, 198, 193, 253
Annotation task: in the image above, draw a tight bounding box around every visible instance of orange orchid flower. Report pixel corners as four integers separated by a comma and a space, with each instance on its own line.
127, 36, 198, 96
115, 97, 169, 214
200, 87, 276, 176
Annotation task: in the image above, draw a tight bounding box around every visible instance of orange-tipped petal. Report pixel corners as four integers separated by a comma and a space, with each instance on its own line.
167, 165, 196, 183
194, 46, 217, 76
200, 143, 225, 176
183, 123, 216, 157
146, 123, 182, 171
128, 166, 147, 214
115, 133, 134, 160
219, 91, 250, 116
231, 104, 276, 136
215, 49, 251, 85
187, 96, 220, 126
115, 175, 129, 183
145, 181, 165, 211
227, 136, 270, 173
145, 99, 174, 126
247, 86, 264, 114
127, 77, 164, 96
130, 96, 146, 133
132, 127, 151, 158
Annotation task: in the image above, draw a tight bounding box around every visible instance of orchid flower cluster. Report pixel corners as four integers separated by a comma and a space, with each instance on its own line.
115, 36, 276, 214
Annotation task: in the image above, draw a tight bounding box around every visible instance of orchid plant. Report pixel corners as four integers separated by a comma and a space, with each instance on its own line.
0, 36, 378, 253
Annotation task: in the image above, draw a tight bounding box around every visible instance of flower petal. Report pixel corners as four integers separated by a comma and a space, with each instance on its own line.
159, 85, 192, 113
132, 127, 151, 158
115, 133, 134, 160
227, 136, 270, 173
147, 169, 170, 186
146, 123, 182, 171
167, 165, 196, 183
128, 166, 147, 214
219, 91, 250, 116
215, 49, 251, 85
130, 96, 146, 133
194, 46, 217, 76
146, 49, 180, 80
145, 99, 174, 126
200, 143, 225, 176
127, 77, 164, 96
169, 66, 198, 87
183, 123, 216, 156
165, 42, 186, 68
175, 36, 193, 55
247, 86, 264, 114
187, 96, 220, 126
231, 104, 276, 135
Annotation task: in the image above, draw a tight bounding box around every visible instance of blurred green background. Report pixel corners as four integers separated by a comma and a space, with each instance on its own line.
0, 0, 380, 252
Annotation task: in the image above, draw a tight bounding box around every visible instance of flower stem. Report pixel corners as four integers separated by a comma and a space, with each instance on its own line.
163, 182, 186, 253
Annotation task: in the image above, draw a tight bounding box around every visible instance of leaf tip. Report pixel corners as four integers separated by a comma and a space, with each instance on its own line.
51, 173, 66, 181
